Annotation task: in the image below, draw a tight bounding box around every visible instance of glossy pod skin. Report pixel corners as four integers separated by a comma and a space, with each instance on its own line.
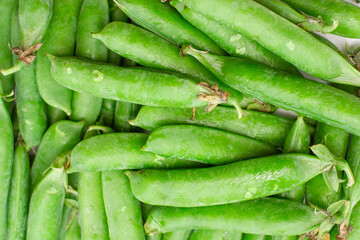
47, 105, 67, 125
26, 154, 67, 240
0, 99, 14, 240
126, 153, 336, 207
130, 106, 294, 147
71, 0, 109, 129
185, 49, 360, 136
162, 230, 192, 240
36, 0, 83, 115
142, 125, 278, 165
282, 0, 360, 39
6, 142, 30, 240
48, 55, 228, 110
170, 0, 297, 74
67, 133, 203, 173
58, 199, 80, 240
114, 100, 141, 132
348, 203, 360, 240
144, 198, 325, 236
114, 0, 225, 55
178, 0, 360, 85
188, 230, 223, 240
30, 120, 84, 189
102, 171, 146, 240
306, 123, 350, 209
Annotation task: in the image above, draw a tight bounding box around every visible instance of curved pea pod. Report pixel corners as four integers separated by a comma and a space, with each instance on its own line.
178, 0, 360, 85
142, 125, 278, 165
130, 106, 294, 147
144, 198, 326, 236
113, 101, 141, 132
59, 199, 80, 240
114, 0, 225, 55
125, 150, 353, 207
0, 99, 13, 240
36, 0, 83, 115
223, 231, 243, 240
348, 203, 360, 240
170, 0, 297, 74
184, 48, 360, 136
48, 56, 230, 112
162, 230, 192, 240
253, 0, 338, 33
30, 120, 84, 189
188, 230, 223, 240
47, 105, 67, 125
282, 0, 360, 39
6, 142, 30, 240
67, 133, 203, 173
102, 171, 145, 240
306, 123, 350, 210
26, 153, 68, 240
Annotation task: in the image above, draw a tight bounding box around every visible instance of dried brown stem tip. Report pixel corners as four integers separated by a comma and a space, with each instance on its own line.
197, 82, 229, 113
9, 43, 43, 64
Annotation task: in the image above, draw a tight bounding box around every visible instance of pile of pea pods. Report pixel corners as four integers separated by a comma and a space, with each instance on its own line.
1, 0, 360, 239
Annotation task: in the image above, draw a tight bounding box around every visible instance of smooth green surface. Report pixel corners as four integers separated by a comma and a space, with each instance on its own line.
47, 105, 67, 126
188, 230, 223, 240
348, 203, 360, 240
30, 120, 84, 189
179, 0, 360, 85
145, 198, 324, 235
6, 143, 29, 240
68, 133, 202, 173
130, 106, 293, 147
162, 230, 192, 240
114, 101, 141, 132
126, 153, 332, 207
59, 200, 79, 240
115, 0, 225, 55
36, 0, 83, 115
143, 125, 278, 165
0, 99, 14, 240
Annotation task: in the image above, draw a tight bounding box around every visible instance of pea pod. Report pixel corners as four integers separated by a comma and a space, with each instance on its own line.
113, 101, 141, 132
30, 120, 84, 189
184, 48, 360, 136
0, 99, 13, 240
188, 230, 223, 240
130, 106, 294, 147
114, 0, 225, 55
102, 171, 145, 240
348, 203, 360, 240
223, 231, 243, 240
67, 133, 203, 173
242, 235, 267, 240
47, 105, 67, 126
26, 153, 68, 240
178, 0, 360, 85
59, 199, 80, 240
142, 125, 278, 165
170, 0, 297, 74
125, 151, 351, 207
144, 198, 326, 236
36, 0, 83, 115
282, 0, 360, 39
48, 55, 230, 112
162, 230, 192, 240
6, 141, 30, 240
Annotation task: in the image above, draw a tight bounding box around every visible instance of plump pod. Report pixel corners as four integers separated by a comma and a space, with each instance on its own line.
178, 0, 360, 85
282, 0, 360, 38
188, 230, 223, 240
130, 106, 294, 147
47, 105, 66, 125
58, 199, 80, 240
0, 99, 14, 240
162, 230, 192, 240
142, 125, 278, 165
144, 198, 325, 236
6, 142, 30, 240
68, 133, 202, 173
185, 49, 360, 136
348, 203, 360, 240
113, 101, 141, 132
36, 0, 83, 115
114, 0, 225, 55
48, 55, 227, 110
126, 153, 334, 207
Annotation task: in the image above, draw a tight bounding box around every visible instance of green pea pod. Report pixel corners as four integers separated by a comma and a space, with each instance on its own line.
59, 199, 80, 240
71, 0, 109, 129
348, 203, 360, 240
253, 0, 338, 33
142, 125, 278, 165
170, 0, 297, 74
26, 153, 68, 240
6, 141, 30, 240
145, 198, 325, 236
78, 172, 109, 240
178, 0, 360, 85
113, 100, 141, 132
47, 105, 67, 126
99, 100, 116, 127
188, 230, 223, 240
242, 235, 267, 240
67, 133, 203, 173
48, 55, 230, 112
0, 99, 13, 240
30, 120, 84, 189
306, 123, 350, 209
114, 0, 225, 55
223, 231, 243, 240
184, 48, 360, 136
64, 216, 81, 240
282, 0, 360, 39
36, 0, 83, 115
102, 171, 145, 240
162, 230, 192, 240
125, 152, 350, 207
